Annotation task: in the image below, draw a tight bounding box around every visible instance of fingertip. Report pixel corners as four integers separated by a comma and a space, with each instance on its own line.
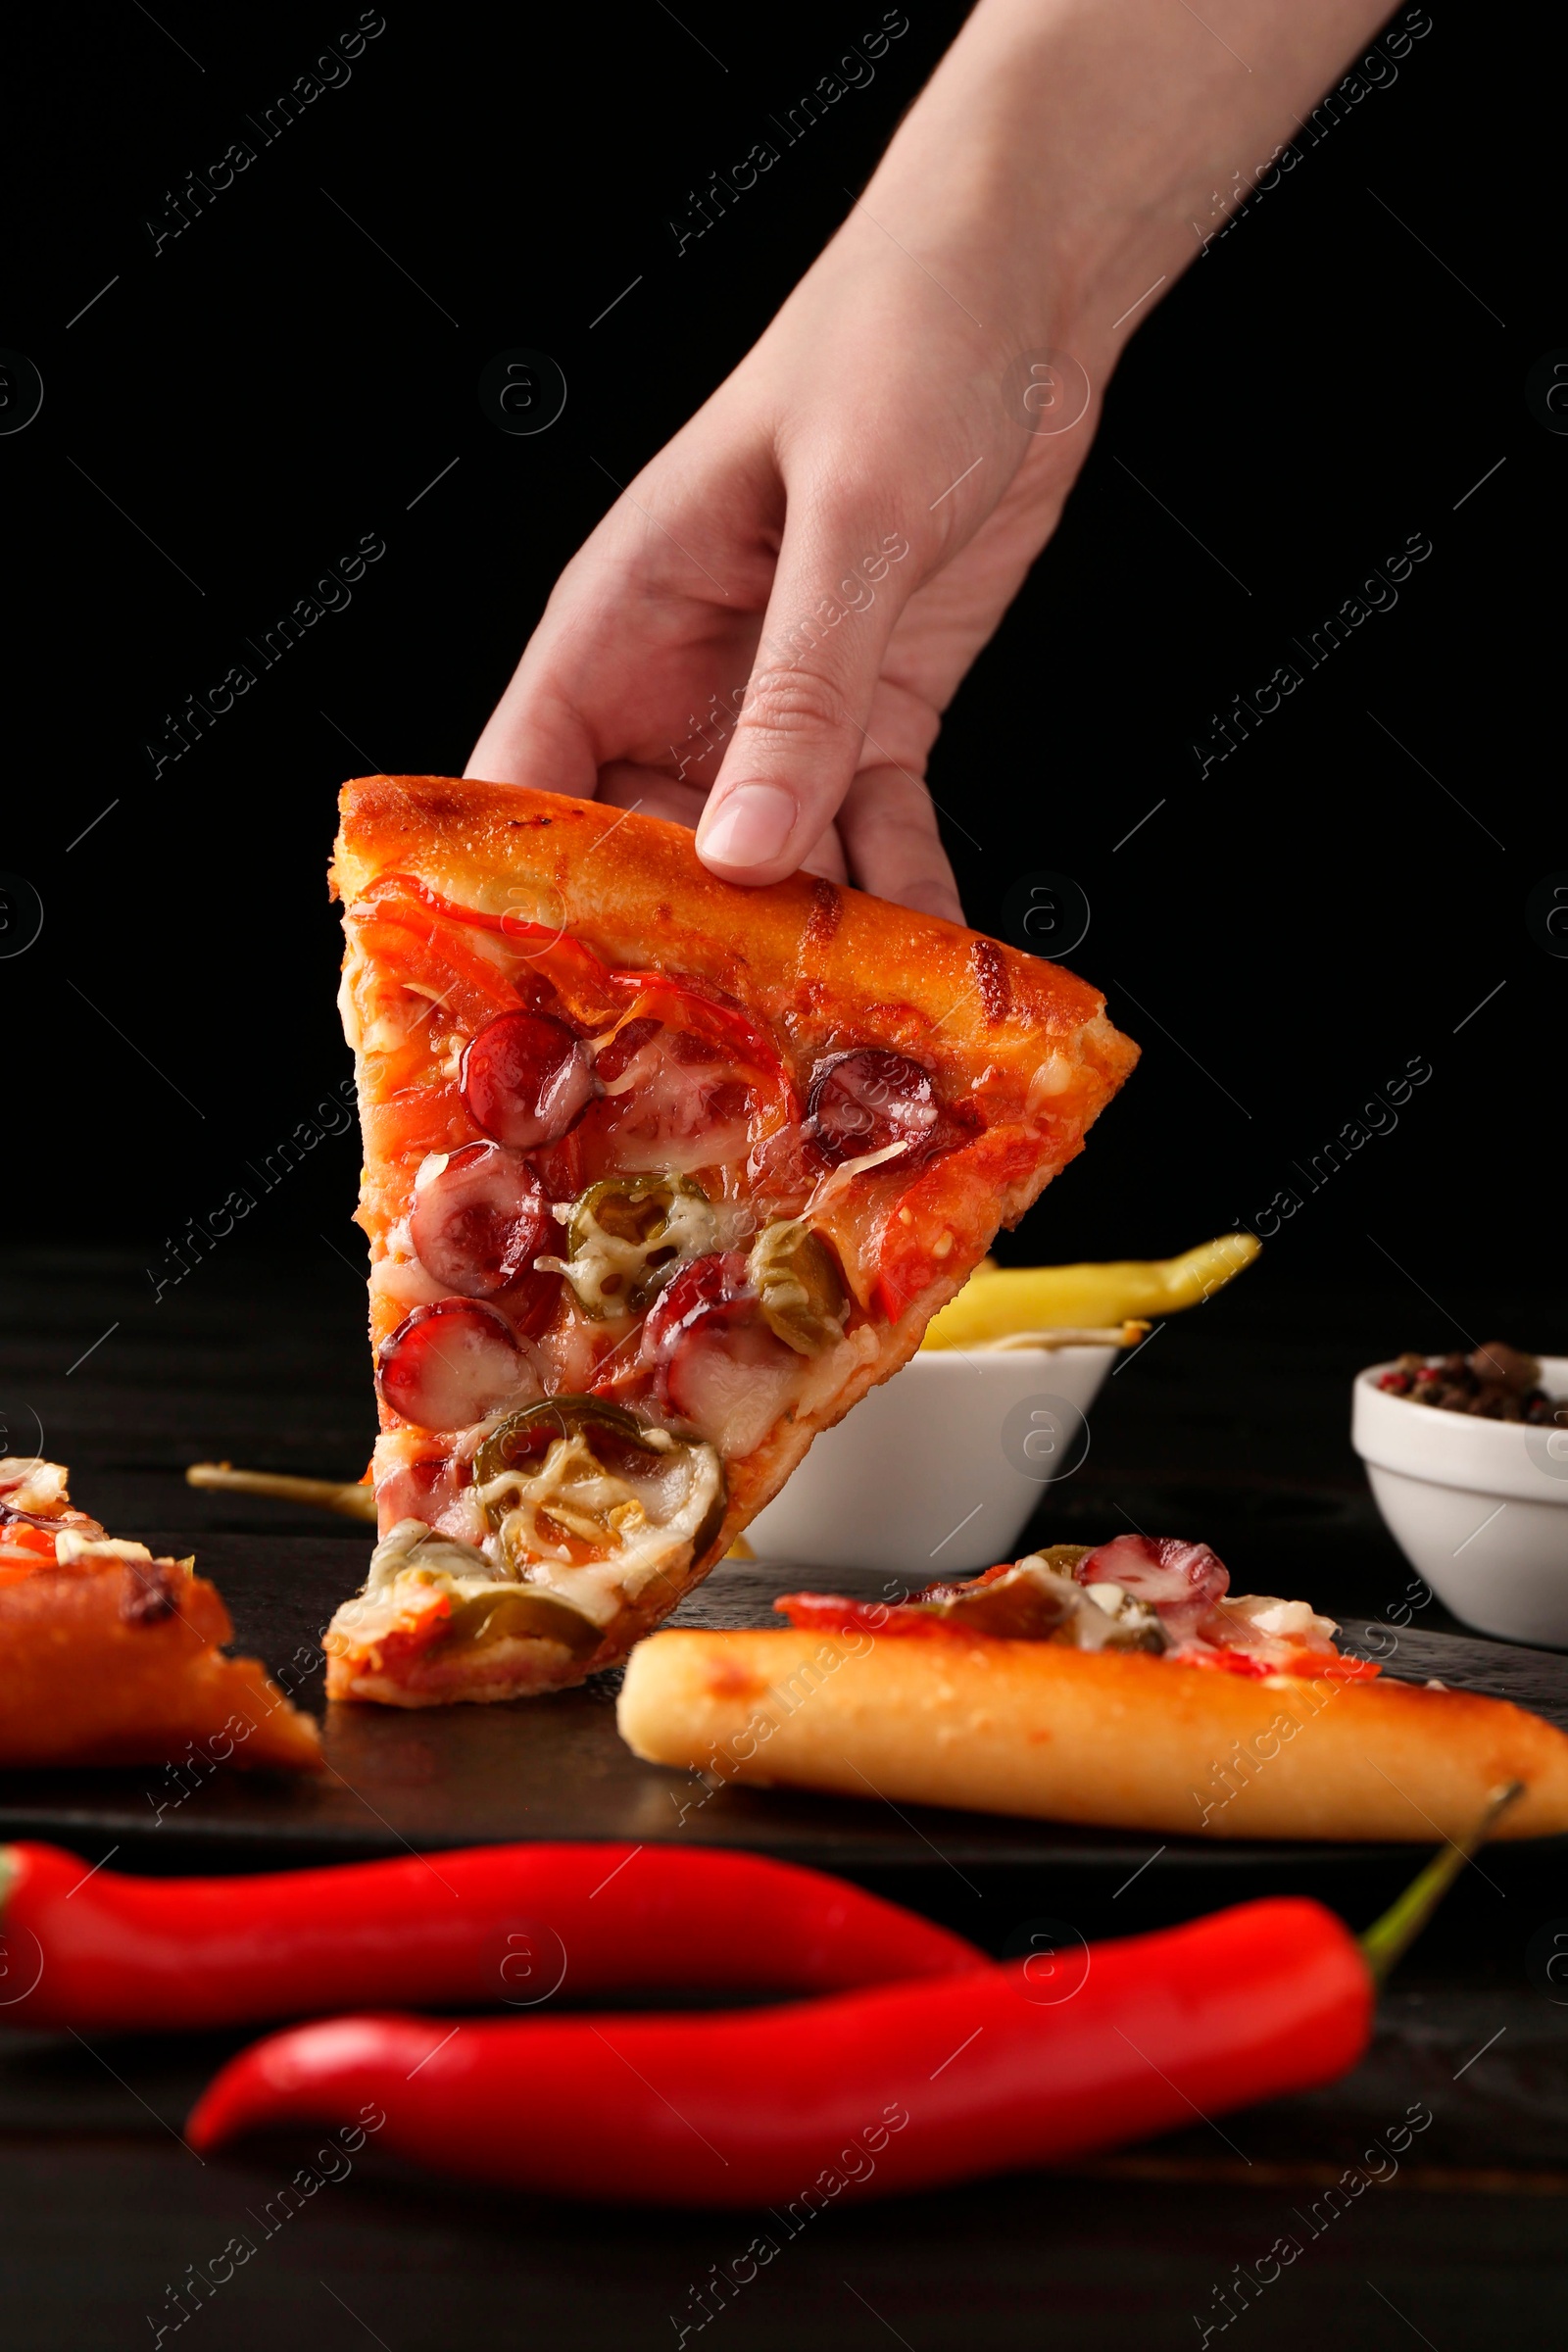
695, 782, 800, 880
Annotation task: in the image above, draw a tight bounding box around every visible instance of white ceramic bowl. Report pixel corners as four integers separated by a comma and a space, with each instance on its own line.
1351, 1356, 1568, 1646
745, 1345, 1117, 1577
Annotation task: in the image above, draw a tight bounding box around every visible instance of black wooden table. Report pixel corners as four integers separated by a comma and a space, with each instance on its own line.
3, 1246, 1565, 2350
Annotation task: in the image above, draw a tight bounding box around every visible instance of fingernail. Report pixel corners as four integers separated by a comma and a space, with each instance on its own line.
698, 783, 797, 870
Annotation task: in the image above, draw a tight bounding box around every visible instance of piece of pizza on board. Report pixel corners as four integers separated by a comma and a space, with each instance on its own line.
323, 776, 1138, 1708
0, 1459, 320, 1770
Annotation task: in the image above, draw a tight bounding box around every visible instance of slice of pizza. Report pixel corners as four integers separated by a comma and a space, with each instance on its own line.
0, 1459, 321, 1770
323, 775, 1138, 1707
617, 1539, 1568, 1842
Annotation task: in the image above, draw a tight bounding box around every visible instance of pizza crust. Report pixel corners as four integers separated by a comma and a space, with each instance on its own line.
616, 1628, 1568, 1842
327, 776, 1140, 1699
332, 776, 1135, 1101
0, 1554, 321, 1771
326, 1629, 582, 1708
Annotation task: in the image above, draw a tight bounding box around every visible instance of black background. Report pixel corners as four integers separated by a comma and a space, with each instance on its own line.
1, 20, 1565, 2342
2, 1, 1557, 1345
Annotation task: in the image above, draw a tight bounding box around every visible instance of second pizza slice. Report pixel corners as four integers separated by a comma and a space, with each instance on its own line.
324, 777, 1138, 1705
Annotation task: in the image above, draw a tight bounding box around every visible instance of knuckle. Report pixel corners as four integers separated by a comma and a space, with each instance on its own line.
739, 664, 854, 746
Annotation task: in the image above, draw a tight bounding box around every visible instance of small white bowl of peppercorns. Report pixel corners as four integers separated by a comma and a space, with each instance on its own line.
1352, 1345, 1568, 1647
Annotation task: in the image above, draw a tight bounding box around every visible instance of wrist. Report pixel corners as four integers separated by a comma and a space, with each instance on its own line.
847, 36, 1163, 394
856, 0, 1395, 380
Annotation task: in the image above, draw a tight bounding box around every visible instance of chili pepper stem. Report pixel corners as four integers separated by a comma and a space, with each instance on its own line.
1358, 1781, 1525, 1988
184, 1463, 377, 1522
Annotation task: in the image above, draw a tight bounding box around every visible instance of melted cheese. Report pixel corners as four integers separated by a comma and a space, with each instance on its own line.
333, 1521, 554, 1651
801, 1139, 911, 1220
364, 1521, 497, 1596
538, 1187, 716, 1315
53, 1532, 155, 1566
794, 1323, 880, 1421
370, 1245, 451, 1312
1026, 1054, 1074, 1106
589, 1031, 756, 1174
1224, 1593, 1341, 1644
331, 1521, 527, 1650
0, 1459, 69, 1513
343, 1414, 724, 1656
336, 957, 366, 1053
474, 1428, 722, 1622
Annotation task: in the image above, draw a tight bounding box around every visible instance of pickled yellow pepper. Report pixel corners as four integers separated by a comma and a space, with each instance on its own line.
920, 1233, 1260, 1349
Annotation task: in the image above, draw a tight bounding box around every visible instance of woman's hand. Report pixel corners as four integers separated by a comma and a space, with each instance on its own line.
467, 218, 1095, 921
468, 0, 1393, 917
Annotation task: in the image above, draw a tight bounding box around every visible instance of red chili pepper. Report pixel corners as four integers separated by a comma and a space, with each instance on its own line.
368, 873, 616, 1017
608, 978, 791, 1094
0, 1841, 980, 2034
354, 903, 522, 1026
871, 1130, 1046, 1320
368, 874, 797, 1128
186, 1896, 1370, 2204
187, 1792, 1519, 2204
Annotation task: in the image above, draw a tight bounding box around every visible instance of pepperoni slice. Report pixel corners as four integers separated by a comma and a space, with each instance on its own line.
460, 1012, 596, 1149
805, 1050, 938, 1166
409, 1145, 554, 1298
666, 1318, 803, 1459
641, 1251, 751, 1365
376, 1299, 538, 1432
642, 1253, 801, 1457
501, 1266, 566, 1342
1074, 1535, 1230, 1643
575, 1025, 760, 1180
373, 1452, 475, 1539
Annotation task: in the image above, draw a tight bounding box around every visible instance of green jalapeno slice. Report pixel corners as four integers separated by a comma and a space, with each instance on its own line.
749, 1219, 849, 1355
471, 1395, 654, 1490
472, 1394, 727, 1577
546, 1175, 717, 1317
439, 1587, 605, 1659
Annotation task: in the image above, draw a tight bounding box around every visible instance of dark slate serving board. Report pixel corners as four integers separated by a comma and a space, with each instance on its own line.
3, 1534, 1567, 1879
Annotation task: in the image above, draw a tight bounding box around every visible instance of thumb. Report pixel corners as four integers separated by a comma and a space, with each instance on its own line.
695, 502, 916, 884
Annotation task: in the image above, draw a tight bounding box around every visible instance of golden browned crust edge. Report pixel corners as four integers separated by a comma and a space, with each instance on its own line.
0, 1567, 321, 1769
616, 1629, 1568, 1842
332, 775, 1139, 1096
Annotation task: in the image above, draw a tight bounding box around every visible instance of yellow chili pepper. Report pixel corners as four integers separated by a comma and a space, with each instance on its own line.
920, 1233, 1260, 1350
